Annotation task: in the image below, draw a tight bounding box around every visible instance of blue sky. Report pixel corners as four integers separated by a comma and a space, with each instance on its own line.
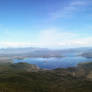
0, 0, 92, 48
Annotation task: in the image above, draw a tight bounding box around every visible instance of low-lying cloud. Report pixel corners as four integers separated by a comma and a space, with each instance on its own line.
0, 28, 92, 49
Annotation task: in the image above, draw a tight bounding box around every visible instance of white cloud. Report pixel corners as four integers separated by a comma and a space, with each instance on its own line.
71, 1, 86, 6
50, 0, 89, 19
35, 28, 77, 48
0, 42, 37, 48
0, 41, 46, 48
0, 28, 92, 49
63, 37, 92, 48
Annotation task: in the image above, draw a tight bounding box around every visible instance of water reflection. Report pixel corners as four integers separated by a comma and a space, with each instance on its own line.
14, 56, 92, 69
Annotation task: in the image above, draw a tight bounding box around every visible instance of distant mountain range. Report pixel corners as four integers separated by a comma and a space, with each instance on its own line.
0, 47, 92, 57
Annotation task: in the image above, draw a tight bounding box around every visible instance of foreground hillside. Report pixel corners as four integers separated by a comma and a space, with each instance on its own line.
0, 62, 92, 92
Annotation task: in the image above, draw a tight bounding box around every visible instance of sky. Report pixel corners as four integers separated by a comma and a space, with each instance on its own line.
0, 0, 92, 49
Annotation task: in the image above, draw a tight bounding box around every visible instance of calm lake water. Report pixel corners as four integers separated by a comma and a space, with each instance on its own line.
14, 56, 92, 69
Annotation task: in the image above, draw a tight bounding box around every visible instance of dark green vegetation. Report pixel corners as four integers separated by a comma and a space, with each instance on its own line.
0, 62, 91, 92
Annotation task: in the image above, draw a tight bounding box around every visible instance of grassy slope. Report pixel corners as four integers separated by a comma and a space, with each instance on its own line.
0, 64, 92, 92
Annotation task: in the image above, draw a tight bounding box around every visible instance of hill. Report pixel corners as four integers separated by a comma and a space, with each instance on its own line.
0, 62, 91, 92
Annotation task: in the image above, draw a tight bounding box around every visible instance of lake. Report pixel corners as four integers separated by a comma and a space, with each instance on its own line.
14, 56, 92, 69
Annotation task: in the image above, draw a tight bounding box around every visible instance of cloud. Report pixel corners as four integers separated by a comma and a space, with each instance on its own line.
58, 37, 92, 48
35, 28, 77, 48
71, 0, 86, 6
34, 28, 92, 48
50, 0, 90, 19
0, 28, 92, 49
0, 42, 32, 48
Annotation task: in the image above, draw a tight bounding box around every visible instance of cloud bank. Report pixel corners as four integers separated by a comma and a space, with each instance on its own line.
0, 28, 92, 49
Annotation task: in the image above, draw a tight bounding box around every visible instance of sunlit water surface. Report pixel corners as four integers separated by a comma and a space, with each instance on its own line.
14, 56, 92, 69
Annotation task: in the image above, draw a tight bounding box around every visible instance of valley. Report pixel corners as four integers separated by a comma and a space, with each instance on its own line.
0, 47, 92, 92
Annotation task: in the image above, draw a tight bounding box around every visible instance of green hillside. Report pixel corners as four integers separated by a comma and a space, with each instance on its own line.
0, 62, 91, 92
